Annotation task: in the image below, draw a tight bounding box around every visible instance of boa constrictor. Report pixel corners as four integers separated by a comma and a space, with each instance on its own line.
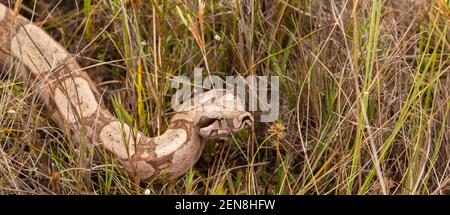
0, 4, 253, 181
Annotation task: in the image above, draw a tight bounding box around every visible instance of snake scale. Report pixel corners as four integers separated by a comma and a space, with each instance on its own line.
0, 3, 253, 181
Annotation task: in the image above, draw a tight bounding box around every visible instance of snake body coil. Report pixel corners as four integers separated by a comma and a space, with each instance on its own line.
0, 4, 253, 181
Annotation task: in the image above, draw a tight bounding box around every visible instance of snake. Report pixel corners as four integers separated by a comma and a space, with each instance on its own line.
0, 3, 253, 181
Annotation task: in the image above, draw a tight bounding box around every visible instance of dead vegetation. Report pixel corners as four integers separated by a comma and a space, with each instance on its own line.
0, 0, 449, 194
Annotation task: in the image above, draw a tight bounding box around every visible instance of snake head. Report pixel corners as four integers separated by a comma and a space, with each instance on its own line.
173, 89, 253, 140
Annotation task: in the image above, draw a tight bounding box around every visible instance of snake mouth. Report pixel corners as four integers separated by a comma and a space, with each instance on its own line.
197, 112, 254, 140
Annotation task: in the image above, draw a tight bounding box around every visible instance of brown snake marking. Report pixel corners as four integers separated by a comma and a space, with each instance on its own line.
0, 4, 253, 181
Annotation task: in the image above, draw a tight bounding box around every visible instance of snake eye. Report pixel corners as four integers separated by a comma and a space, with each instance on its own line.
233, 112, 254, 129
241, 115, 252, 128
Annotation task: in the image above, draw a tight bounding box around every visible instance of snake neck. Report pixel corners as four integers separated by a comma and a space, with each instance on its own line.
123, 117, 204, 180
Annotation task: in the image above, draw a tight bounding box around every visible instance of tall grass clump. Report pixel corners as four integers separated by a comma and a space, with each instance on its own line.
0, 0, 449, 194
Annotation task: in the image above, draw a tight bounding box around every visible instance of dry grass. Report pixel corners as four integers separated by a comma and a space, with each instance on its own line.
0, 0, 449, 194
